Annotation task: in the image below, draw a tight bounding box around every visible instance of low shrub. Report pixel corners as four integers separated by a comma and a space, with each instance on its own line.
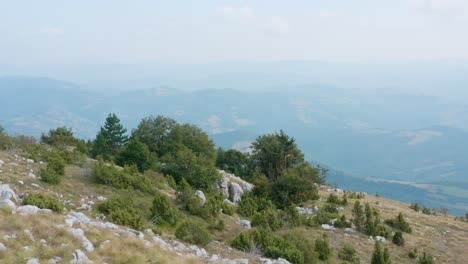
40, 155, 65, 184
334, 214, 351, 228
251, 208, 282, 231
315, 238, 331, 261
92, 161, 153, 193
338, 244, 359, 263
231, 232, 253, 251
419, 252, 434, 264
384, 212, 412, 233
175, 221, 211, 246
392, 231, 404, 246
408, 248, 418, 259
23, 193, 64, 213
151, 192, 178, 225
237, 194, 259, 217
98, 194, 145, 230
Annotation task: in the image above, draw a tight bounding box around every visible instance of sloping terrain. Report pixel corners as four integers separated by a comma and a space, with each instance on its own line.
0, 150, 467, 263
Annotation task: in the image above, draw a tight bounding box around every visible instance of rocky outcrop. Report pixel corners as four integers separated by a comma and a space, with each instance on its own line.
71, 249, 93, 264
195, 190, 207, 206
218, 170, 253, 203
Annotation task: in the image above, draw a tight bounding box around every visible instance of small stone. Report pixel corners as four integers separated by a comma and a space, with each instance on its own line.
0, 242, 6, 251
26, 258, 40, 264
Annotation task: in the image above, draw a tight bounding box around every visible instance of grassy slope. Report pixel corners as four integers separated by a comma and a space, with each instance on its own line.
0, 150, 467, 263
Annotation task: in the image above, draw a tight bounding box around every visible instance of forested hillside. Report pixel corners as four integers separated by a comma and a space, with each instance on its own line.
1, 115, 467, 263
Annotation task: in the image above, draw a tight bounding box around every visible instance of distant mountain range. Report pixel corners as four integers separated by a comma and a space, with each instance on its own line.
1, 76, 467, 215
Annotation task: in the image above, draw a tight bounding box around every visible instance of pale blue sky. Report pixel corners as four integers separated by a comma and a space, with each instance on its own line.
1, 0, 468, 64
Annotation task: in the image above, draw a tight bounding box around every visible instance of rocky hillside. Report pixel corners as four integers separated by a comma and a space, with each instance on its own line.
0, 150, 467, 264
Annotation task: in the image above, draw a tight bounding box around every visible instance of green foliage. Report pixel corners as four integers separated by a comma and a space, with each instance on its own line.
408, 248, 418, 259
23, 193, 64, 213
216, 148, 253, 178
131, 115, 178, 155
221, 202, 236, 216
92, 161, 153, 193
231, 232, 253, 251
280, 230, 317, 264
418, 252, 434, 264
116, 138, 156, 172
348, 192, 366, 199
92, 113, 128, 158
165, 123, 217, 161
40, 155, 65, 184
327, 193, 347, 206
251, 207, 282, 231
421, 207, 432, 215
410, 202, 420, 212
338, 244, 359, 263
0, 125, 12, 150
312, 209, 339, 225
334, 214, 352, 228
251, 228, 304, 264
163, 147, 220, 190
352, 201, 365, 232
384, 213, 412, 233
251, 130, 305, 181
97, 194, 145, 230
392, 231, 404, 246
151, 192, 177, 225
237, 194, 259, 217
270, 165, 320, 208
371, 241, 391, 264
175, 221, 211, 246
40, 127, 76, 148
315, 238, 331, 261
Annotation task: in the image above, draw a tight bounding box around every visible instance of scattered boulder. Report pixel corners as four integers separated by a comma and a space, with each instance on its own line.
27, 172, 37, 179
71, 249, 93, 264
48, 256, 62, 264
69, 228, 94, 252
239, 219, 251, 229
375, 236, 387, 243
17, 205, 53, 215
0, 184, 19, 201
0, 242, 6, 251
229, 183, 244, 203
195, 190, 207, 206
321, 224, 335, 231
26, 258, 40, 264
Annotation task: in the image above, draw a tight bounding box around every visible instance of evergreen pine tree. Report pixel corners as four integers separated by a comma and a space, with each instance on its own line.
353, 201, 365, 231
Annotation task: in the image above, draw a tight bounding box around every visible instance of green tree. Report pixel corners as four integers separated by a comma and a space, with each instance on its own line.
251, 130, 304, 181
216, 148, 253, 178
131, 115, 177, 156
91, 133, 109, 159
0, 124, 12, 149
151, 192, 177, 225
116, 138, 155, 172
315, 238, 331, 261
352, 201, 365, 232
371, 241, 391, 264
338, 244, 359, 263
96, 113, 128, 156
164, 147, 220, 190
418, 252, 434, 264
40, 127, 76, 148
392, 231, 404, 246
270, 166, 319, 208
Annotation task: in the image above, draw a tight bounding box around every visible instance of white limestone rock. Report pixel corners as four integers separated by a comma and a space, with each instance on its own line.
195, 190, 207, 206
71, 249, 93, 264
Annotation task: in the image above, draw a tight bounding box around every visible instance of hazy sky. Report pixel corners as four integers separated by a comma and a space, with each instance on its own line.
2, 0, 468, 64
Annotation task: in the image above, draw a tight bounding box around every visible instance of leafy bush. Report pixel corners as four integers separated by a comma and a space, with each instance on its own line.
40, 155, 66, 184
231, 232, 253, 251
253, 228, 304, 264
408, 248, 418, 259
151, 192, 177, 225
384, 212, 412, 233
281, 230, 317, 264
422, 207, 432, 215
98, 194, 145, 230
315, 238, 331, 261
251, 207, 282, 231
175, 221, 211, 246
419, 252, 434, 264
312, 209, 339, 225
237, 194, 259, 217
23, 193, 64, 213
334, 215, 351, 228
410, 203, 420, 212
92, 161, 153, 193
338, 244, 359, 263
221, 202, 236, 216
392, 231, 404, 246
